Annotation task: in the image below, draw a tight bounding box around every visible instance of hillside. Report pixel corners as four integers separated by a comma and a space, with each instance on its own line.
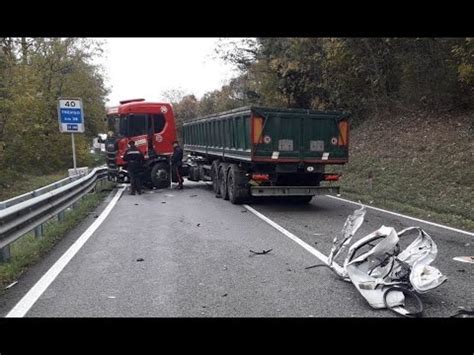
332, 110, 473, 231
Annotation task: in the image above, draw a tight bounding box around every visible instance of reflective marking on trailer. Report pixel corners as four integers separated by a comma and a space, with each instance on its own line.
271, 151, 280, 159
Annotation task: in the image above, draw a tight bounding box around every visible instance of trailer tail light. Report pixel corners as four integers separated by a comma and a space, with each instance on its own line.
252, 116, 264, 144
324, 174, 340, 181
252, 173, 269, 181
338, 120, 349, 146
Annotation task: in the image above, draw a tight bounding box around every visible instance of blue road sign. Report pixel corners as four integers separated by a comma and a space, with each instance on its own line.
58, 99, 84, 133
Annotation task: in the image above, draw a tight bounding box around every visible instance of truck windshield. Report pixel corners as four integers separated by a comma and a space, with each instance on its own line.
107, 113, 166, 137
123, 114, 147, 137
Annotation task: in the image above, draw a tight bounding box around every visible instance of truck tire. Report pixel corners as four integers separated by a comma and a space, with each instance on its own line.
219, 163, 229, 200
211, 160, 220, 197
151, 163, 171, 189
227, 164, 249, 204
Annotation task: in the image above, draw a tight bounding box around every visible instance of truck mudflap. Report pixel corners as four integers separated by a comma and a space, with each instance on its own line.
250, 185, 340, 197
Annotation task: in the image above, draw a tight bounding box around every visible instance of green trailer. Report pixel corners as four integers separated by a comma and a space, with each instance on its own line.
183, 106, 349, 204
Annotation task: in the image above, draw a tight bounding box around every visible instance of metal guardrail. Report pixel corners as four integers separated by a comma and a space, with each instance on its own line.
0, 167, 109, 262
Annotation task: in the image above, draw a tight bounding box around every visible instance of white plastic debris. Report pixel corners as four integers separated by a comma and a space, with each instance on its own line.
325, 207, 447, 317
453, 256, 474, 264
5, 281, 18, 290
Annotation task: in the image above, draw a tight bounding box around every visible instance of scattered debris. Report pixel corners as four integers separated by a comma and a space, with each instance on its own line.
164, 194, 174, 197
190, 195, 198, 198
250, 249, 273, 255
453, 256, 474, 264
93, 215, 99, 218
134, 204, 139, 206
221, 293, 228, 297
107, 296, 116, 299
136, 258, 144, 262
324, 206, 447, 318
450, 307, 474, 318
161, 201, 166, 204
313, 233, 324, 236
197, 223, 200, 227
457, 269, 465, 273
465, 243, 470, 247
223, 265, 227, 271
241, 210, 247, 213
5, 281, 18, 289
202, 305, 207, 308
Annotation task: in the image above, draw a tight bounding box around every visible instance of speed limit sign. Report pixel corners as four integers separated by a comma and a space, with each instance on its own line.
58, 98, 85, 133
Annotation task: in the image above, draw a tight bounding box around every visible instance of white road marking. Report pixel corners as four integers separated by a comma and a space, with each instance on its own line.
325, 195, 474, 237
243, 204, 344, 274
6, 187, 126, 318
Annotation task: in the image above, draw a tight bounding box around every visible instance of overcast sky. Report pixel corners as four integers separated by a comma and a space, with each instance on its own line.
94, 38, 242, 106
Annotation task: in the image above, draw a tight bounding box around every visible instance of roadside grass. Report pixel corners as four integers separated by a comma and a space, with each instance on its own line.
0, 181, 115, 291
328, 110, 474, 232
0, 171, 68, 201
0, 152, 106, 202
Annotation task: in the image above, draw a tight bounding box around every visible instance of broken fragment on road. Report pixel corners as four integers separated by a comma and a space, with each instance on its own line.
453, 256, 474, 264
190, 195, 198, 197
450, 307, 474, 318
249, 249, 273, 256
323, 206, 447, 317
136, 258, 144, 262
5, 281, 18, 289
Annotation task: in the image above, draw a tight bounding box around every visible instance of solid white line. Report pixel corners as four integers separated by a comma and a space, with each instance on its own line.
325, 195, 474, 237
6, 187, 126, 318
243, 204, 344, 274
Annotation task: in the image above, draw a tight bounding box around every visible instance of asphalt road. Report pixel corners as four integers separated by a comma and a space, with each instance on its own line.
1, 180, 472, 317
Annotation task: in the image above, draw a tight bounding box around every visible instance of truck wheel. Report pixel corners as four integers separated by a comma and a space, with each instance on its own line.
219, 163, 229, 200
151, 163, 171, 189
227, 164, 248, 204
211, 160, 220, 197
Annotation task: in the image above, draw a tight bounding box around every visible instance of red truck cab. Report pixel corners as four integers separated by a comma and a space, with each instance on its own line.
105, 99, 178, 188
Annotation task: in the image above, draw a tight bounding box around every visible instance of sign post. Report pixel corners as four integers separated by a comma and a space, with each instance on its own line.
58, 98, 85, 175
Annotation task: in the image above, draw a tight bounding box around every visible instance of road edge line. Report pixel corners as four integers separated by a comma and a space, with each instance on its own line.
243, 204, 344, 274
5, 187, 126, 318
325, 195, 474, 237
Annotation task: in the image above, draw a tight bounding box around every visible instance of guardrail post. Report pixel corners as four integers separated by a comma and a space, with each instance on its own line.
34, 223, 44, 239
0, 245, 11, 263
58, 210, 65, 222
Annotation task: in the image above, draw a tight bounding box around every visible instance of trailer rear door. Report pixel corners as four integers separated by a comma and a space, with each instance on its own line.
251, 108, 349, 163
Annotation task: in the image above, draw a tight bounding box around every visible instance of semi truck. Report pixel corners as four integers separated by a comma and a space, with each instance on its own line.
183, 106, 349, 204
105, 99, 181, 188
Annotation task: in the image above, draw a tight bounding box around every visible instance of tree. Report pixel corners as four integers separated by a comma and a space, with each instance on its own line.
0, 37, 109, 176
